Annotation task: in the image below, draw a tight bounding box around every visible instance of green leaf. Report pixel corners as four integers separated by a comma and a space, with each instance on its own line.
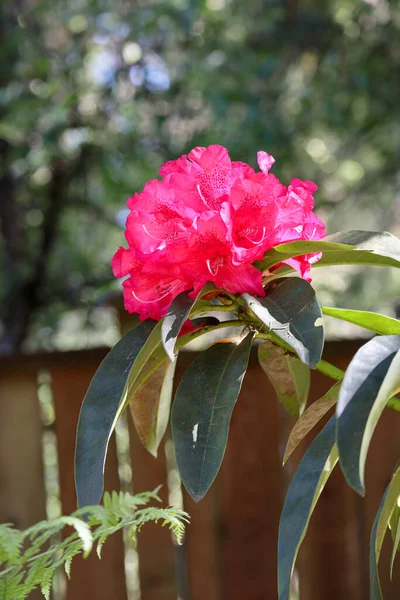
316, 251, 400, 270
283, 381, 340, 464
130, 358, 176, 457
61, 517, 93, 556
258, 341, 310, 418
0, 489, 189, 600
370, 462, 400, 600
317, 230, 400, 269
242, 277, 324, 368
172, 332, 253, 501
254, 239, 354, 272
255, 230, 400, 272
322, 307, 400, 336
126, 320, 165, 392
325, 230, 400, 256
162, 291, 194, 361
278, 416, 338, 600
161, 283, 216, 361
336, 335, 400, 495
75, 320, 156, 507
390, 505, 400, 580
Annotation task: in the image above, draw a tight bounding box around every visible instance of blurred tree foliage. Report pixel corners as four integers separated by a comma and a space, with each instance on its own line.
0, 0, 399, 353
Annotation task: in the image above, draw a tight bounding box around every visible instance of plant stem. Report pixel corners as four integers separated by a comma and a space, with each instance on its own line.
217, 291, 238, 303
315, 359, 344, 381
190, 302, 239, 316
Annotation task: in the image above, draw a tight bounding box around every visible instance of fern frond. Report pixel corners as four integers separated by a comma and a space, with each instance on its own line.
40, 565, 55, 600
0, 488, 189, 600
0, 524, 24, 567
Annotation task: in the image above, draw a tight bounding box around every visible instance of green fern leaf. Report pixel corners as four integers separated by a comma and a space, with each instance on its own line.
0, 487, 189, 599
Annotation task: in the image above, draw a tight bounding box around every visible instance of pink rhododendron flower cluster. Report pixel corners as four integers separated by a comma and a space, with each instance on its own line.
113, 145, 326, 320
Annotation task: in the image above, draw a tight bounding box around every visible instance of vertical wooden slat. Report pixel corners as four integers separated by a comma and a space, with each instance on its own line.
121, 304, 177, 599
298, 466, 363, 600
326, 342, 400, 599
128, 420, 176, 600
174, 352, 220, 600
295, 366, 364, 600
363, 409, 400, 599
219, 353, 283, 600
119, 300, 178, 596
0, 366, 47, 600
183, 487, 221, 600
52, 359, 127, 600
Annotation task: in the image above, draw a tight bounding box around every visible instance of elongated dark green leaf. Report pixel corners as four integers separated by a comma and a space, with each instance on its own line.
162, 291, 195, 361
127, 320, 164, 390
322, 307, 400, 336
242, 277, 324, 368
390, 506, 400, 580
161, 283, 216, 361
258, 341, 310, 418
172, 332, 253, 501
278, 416, 338, 600
255, 239, 354, 271
130, 358, 176, 457
124, 318, 237, 415
325, 230, 400, 257
255, 230, 400, 272
315, 250, 400, 269
124, 317, 224, 423
75, 320, 156, 507
370, 462, 400, 600
283, 381, 340, 464
337, 335, 400, 495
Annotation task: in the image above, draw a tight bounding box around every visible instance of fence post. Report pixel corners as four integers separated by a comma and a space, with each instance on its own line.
51, 355, 128, 600
0, 364, 47, 600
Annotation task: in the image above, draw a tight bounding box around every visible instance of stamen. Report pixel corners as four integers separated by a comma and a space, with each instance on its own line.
244, 226, 267, 245
196, 184, 211, 209
206, 259, 218, 276
132, 282, 180, 304
206, 256, 224, 276
142, 224, 166, 242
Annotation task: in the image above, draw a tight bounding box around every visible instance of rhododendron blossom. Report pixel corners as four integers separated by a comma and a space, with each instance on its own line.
112, 145, 326, 320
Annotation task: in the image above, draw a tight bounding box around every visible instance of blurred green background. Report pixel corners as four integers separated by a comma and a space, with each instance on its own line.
1, 0, 399, 354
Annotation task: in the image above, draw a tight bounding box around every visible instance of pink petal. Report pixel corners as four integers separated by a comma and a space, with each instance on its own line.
257, 151, 275, 174
112, 247, 142, 278
188, 145, 231, 170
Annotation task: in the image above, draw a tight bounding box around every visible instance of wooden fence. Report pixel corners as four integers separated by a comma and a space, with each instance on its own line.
1, 341, 400, 599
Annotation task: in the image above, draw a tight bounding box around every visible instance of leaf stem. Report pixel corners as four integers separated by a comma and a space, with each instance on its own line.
190, 302, 239, 316
217, 291, 238, 304
315, 359, 344, 381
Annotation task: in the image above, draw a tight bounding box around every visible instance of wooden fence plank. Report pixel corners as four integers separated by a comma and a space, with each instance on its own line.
119, 301, 180, 598
181, 351, 283, 600
221, 356, 283, 600
0, 366, 47, 600
51, 361, 127, 600
324, 341, 400, 599
128, 419, 176, 600
178, 351, 221, 600
363, 410, 400, 599
294, 366, 364, 600
183, 487, 221, 600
